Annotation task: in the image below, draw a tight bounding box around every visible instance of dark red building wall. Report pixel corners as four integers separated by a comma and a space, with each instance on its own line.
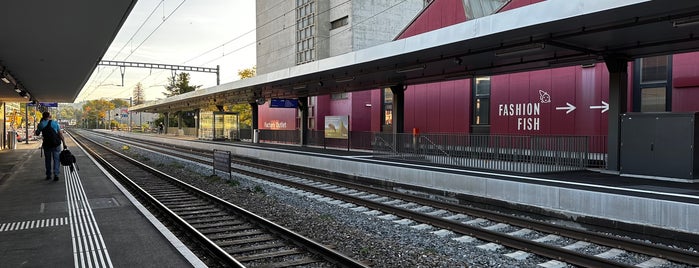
350, 91, 372, 131
314, 95, 332, 131
499, 0, 546, 12
489, 66, 611, 136
397, 0, 467, 39
672, 52, 699, 112
404, 80, 471, 133
313, 91, 372, 132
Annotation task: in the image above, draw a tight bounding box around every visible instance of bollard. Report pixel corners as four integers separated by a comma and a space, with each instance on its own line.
253, 129, 260, 143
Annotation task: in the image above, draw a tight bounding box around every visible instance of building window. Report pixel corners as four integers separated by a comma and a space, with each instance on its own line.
472, 77, 490, 125
331, 92, 348, 100
296, 0, 316, 65
634, 55, 672, 112
330, 16, 348, 30
382, 88, 393, 131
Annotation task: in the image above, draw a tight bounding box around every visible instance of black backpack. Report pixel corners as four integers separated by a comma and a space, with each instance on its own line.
60, 148, 78, 173
41, 120, 61, 148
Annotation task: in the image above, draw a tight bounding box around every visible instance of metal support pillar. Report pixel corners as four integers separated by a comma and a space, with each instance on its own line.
250, 102, 259, 129
195, 108, 200, 139
298, 97, 308, 146
164, 112, 169, 134
605, 56, 629, 172
250, 102, 259, 143
390, 85, 405, 134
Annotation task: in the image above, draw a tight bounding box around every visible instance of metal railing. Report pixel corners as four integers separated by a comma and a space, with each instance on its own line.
245, 129, 607, 172
373, 133, 596, 173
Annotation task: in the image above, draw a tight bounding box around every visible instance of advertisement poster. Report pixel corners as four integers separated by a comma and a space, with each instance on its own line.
324, 115, 349, 139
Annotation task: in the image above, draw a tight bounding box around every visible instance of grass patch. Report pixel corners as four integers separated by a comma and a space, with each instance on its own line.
227, 180, 240, 187
133, 153, 150, 162
169, 162, 185, 169
318, 214, 334, 221
253, 185, 265, 194
359, 247, 371, 255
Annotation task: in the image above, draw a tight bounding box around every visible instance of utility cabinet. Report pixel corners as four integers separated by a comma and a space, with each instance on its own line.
620, 112, 699, 181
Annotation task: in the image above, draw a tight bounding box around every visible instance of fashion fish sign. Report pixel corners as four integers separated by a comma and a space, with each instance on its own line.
497, 90, 549, 131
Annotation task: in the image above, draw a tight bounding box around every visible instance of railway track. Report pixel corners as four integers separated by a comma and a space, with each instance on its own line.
82, 130, 699, 267
70, 131, 368, 268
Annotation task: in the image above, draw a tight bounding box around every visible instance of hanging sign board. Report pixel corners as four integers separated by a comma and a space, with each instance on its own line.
269, 98, 299, 108
27, 102, 58, 107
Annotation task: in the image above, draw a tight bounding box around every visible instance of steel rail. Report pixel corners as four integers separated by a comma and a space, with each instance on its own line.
94, 131, 699, 267
70, 132, 244, 267
73, 131, 369, 268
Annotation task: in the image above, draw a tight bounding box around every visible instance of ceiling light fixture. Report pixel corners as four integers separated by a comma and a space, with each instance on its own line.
396, 64, 426, 73
1, 77, 9, 84
293, 84, 306, 90
335, 77, 355, 83
14, 86, 21, 93
494, 43, 545, 57
673, 17, 699, 28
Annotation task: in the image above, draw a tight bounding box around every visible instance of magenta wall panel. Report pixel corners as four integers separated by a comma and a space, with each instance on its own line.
314, 95, 331, 131
370, 90, 382, 132
499, 0, 546, 12
439, 81, 455, 132
398, 0, 466, 39
350, 91, 372, 131
490, 65, 610, 136
404, 79, 471, 133
673, 52, 699, 112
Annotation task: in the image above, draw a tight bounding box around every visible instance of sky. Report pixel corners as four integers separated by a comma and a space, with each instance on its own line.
75, 0, 257, 103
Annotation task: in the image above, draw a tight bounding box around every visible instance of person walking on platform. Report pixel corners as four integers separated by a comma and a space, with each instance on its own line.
158, 122, 164, 134
35, 111, 66, 181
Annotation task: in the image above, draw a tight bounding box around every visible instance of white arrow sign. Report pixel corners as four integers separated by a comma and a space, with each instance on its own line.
590, 101, 609, 113
555, 102, 576, 114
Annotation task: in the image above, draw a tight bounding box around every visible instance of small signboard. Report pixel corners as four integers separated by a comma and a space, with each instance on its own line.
27, 102, 58, 107
270, 98, 299, 108
324, 115, 349, 139
212, 149, 232, 180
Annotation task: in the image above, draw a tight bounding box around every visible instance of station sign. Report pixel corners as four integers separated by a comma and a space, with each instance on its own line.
27, 102, 58, 107
269, 98, 298, 108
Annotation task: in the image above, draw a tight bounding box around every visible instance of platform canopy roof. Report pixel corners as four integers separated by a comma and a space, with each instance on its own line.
133, 0, 699, 113
0, 0, 137, 103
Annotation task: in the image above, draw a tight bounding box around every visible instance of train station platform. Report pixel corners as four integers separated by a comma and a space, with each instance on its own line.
0, 137, 205, 267
107, 130, 699, 240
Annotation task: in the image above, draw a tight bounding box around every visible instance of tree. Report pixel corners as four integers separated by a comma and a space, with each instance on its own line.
133, 82, 146, 105
162, 72, 201, 129
163, 72, 200, 97
110, 99, 129, 108
237, 66, 256, 79
230, 66, 256, 128
82, 99, 115, 129
59, 106, 77, 121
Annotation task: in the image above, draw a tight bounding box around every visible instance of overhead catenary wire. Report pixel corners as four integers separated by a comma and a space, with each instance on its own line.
84, 0, 417, 101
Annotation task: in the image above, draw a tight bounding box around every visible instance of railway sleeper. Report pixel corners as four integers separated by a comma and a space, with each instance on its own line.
225, 243, 287, 254
215, 234, 276, 246
174, 208, 222, 217
170, 205, 217, 212
192, 220, 248, 229
234, 248, 304, 262
199, 224, 256, 235
187, 216, 240, 224
180, 212, 229, 219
